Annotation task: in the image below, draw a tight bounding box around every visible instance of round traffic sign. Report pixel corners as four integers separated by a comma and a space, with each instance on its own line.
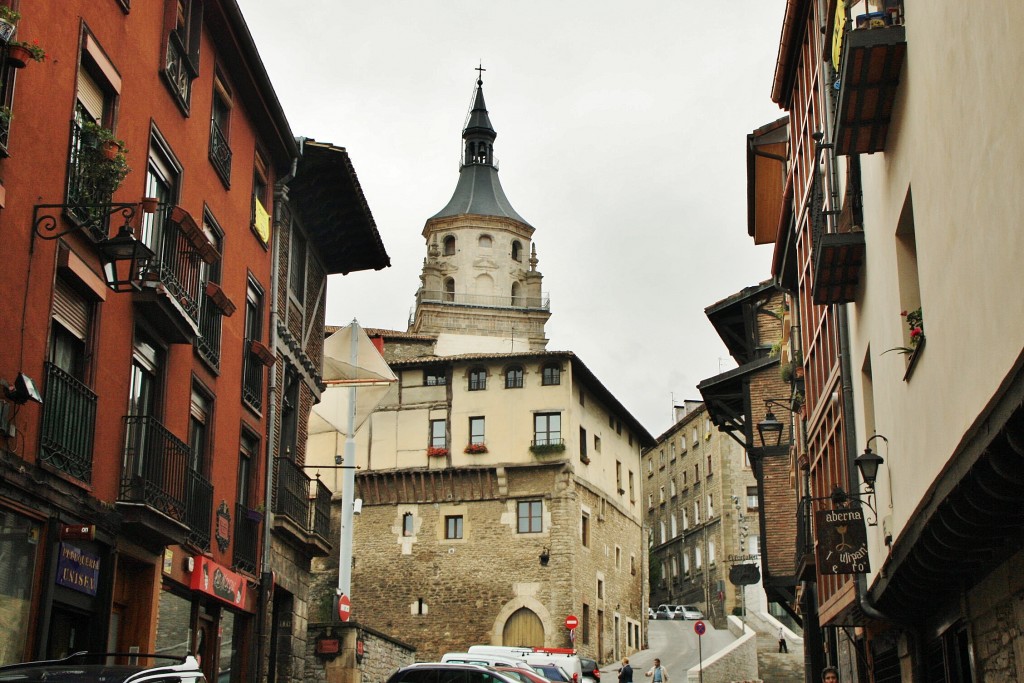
565, 614, 579, 629
338, 594, 352, 622
694, 620, 706, 635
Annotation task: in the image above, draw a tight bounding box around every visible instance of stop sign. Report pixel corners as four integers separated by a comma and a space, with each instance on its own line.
337, 594, 352, 622
565, 614, 579, 629
694, 620, 706, 635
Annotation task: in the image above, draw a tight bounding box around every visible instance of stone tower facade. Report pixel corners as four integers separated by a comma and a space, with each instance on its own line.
409, 76, 550, 351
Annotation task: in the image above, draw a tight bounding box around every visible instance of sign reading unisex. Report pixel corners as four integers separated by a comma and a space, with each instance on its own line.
815, 507, 870, 575
56, 543, 101, 596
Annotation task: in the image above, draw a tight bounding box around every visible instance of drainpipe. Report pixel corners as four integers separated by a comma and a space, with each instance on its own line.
255, 145, 301, 682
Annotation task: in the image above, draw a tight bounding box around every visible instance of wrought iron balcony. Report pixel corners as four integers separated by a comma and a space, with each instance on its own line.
134, 205, 217, 343
196, 294, 223, 369
233, 503, 261, 574
273, 458, 332, 556
163, 31, 196, 112
833, 9, 907, 155
242, 339, 266, 412
209, 118, 232, 186
118, 415, 189, 547
184, 468, 213, 552
416, 289, 550, 311
39, 362, 97, 483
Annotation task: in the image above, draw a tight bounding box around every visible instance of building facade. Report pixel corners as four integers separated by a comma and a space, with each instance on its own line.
305, 75, 654, 665
0, 2, 388, 680
740, 1, 1024, 681
644, 401, 759, 623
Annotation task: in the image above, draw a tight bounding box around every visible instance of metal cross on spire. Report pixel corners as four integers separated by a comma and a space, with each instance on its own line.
476, 61, 486, 85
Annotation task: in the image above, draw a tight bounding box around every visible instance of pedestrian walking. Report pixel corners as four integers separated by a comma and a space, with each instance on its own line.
778, 627, 788, 653
618, 658, 633, 683
821, 666, 839, 683
644, 658, 669, 683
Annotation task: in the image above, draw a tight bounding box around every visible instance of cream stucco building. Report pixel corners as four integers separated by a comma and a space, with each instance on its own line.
307, 75, 654, 664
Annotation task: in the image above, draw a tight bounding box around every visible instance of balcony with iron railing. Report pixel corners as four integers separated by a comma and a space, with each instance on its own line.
183, 468, 213, 552
233, 502, 261, 574
196, 293, 223, 369
209, 118, 232, 186
117, 415, 190, 547
831, 0, 907, 156
415, 289, 550, 311
163, 30, 196, 113
242, 339, 265, 412
65, 120, 118, 239
273, 458, 332, 556
39, 362, 97, 483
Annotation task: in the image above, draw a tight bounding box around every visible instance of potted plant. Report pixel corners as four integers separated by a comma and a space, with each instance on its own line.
0, 106, 11, 130
529, 442, 566, 456
883, 308, 924, 356
0, 7, 20, 44
75, 121, 130, 207
6, 40, 45, 68
426, 447, 448, 457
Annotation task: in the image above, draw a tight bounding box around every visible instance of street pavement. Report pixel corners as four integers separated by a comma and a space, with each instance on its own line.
600, 618, 736, 681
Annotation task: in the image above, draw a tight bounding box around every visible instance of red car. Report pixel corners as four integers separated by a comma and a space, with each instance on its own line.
494, 666, 556, 683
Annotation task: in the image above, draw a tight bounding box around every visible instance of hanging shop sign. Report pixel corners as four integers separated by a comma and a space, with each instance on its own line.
815, 507, 870, 575
55, 542, 100, 596
728, 563, 761, 586
190, 556, 247, 607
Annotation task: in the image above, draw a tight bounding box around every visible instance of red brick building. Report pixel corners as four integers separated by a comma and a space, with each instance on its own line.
0, 1, 387, 680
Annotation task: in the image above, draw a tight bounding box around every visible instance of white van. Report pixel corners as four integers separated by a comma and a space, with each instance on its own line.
466, 646, 533, 661
440, 653, 533, 669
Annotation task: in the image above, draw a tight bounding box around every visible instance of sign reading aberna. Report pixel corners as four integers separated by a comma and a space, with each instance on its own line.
815, 507, 871, 575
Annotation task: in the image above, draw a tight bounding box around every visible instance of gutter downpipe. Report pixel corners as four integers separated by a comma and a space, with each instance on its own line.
255, 147, 301, 683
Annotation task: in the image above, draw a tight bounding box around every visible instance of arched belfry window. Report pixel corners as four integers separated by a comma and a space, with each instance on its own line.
479, 234, 492, 248
443, 235, 456, 256
444, 278, 455, 302
512, 240, 522, 262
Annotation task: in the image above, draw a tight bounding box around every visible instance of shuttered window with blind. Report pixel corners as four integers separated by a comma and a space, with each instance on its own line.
53, 277, 91, 343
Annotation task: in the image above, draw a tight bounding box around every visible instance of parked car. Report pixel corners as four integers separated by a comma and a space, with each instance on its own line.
388, 663, 524, 683
530, 664, 571, 683
579, 657, 600, 683
677, 605, 704, 620
655, 604, 677, 620
0, 652, 205, 683
494, 666, 556, 683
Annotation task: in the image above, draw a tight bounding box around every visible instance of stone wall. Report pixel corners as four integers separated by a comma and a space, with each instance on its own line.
964, 546, 1024, 682
684, 616, 759, 683
303, 621, 416, 683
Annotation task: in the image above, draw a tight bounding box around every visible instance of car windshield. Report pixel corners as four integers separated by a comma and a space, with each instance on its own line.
531, 665, 569, 682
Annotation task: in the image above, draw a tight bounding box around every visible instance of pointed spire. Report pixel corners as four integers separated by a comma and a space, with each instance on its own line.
430, 67, 530, 225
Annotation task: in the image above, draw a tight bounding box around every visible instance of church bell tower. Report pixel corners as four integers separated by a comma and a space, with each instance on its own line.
409, 71, 550, 352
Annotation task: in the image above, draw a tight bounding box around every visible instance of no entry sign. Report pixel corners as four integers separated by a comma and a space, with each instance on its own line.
338, 593, 352, 622
565, 615, 579, 629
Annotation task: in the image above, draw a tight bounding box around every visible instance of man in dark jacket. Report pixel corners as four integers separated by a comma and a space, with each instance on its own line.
618, 658, 633, 683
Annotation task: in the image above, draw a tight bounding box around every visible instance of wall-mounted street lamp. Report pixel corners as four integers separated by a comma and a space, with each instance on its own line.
756, 398, 796, 448
539, 547, 550, 566
855, 435, 887, 492
32, 202, 155, 292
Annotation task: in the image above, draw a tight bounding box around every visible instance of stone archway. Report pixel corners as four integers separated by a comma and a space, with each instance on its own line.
502, 607, 544, 647
489, 595, 551, 647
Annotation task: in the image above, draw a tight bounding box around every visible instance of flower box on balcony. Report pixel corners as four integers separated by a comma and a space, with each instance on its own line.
427, 447, 449, 457
529, 442, 566, 456
250, 339, 276, 367
205, 281, 237, 316
464, 443, 488, 455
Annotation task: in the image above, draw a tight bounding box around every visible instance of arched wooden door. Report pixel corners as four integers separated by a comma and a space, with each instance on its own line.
502, 607, 544, 647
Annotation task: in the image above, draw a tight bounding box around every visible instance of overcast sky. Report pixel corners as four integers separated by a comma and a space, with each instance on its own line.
239, 1, 786, 438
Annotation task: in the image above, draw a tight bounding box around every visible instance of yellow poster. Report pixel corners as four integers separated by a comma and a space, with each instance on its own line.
832, 0, 847, 71
254, 197, 271, 244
